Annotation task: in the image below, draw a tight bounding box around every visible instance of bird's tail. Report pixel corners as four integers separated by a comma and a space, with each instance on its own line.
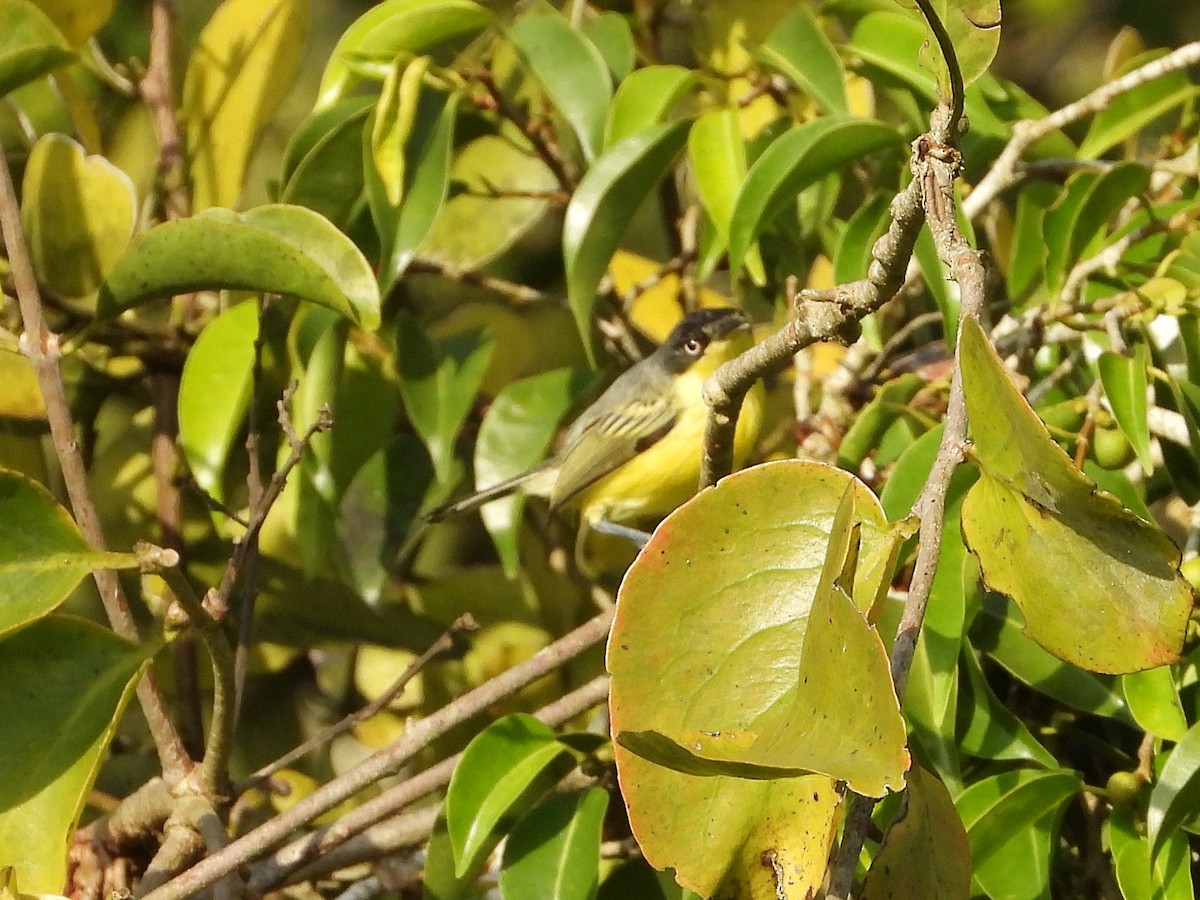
424, 464, 557, 523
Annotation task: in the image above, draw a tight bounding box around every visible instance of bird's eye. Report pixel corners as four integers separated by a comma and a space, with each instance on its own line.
684, 338, 703, 355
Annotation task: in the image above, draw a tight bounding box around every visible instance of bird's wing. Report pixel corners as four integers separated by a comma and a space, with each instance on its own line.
549, 392, 677, 509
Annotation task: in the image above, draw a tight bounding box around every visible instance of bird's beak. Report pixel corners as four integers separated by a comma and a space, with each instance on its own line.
710, 310, 752, 339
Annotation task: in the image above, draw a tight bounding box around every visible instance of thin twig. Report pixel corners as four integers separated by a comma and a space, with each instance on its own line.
234, 615, 478, 795
407, 258, 552, 304
248, 674, 612, 891
140, 609, 615, 900
140, 0, 190, 222
0, 132, 192, 782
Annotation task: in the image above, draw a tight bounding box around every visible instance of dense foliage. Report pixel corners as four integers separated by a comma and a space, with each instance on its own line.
1, 1, 1199, 898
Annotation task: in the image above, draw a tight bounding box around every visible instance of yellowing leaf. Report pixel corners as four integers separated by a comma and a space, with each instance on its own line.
371, 55, 431, 207
28, 0, 111, 46
20, 133, 135, 298
959, 318, 1191, 673
183, 0, 309, 209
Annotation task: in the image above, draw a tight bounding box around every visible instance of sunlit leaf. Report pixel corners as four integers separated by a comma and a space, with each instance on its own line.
605, 65, 696, 148
0, 470, 137, 639
20, 133, 135, 298
0, 0, 72, 98
183, 0, 309, 210
28, 0, 111, 46
97, 205, 381, 329
563, 119, 691, 356
0, 616, 150, 892
1098, 344, 1153, 474
754, 6, 847, 115
912, 0, 1002, 93
959, 318, 1191, 673
509, 11, 612, 163
1148, 720, 1200, 861
1122, 666, 1188, 742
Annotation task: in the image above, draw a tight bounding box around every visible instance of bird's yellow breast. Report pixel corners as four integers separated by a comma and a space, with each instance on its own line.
575, 334, 764, 525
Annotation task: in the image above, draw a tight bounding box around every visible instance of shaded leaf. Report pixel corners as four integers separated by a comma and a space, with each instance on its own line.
754, 6, 847, 115
960, 643, 1058, 768
97, 205, 381, 329
563, 120, 691, 356
1098, 344, 1153, 474
183, 0, 309, 210
959, 318, 1191, 673
583, 11, 635, 82
1148, 720, 1200, 861
0, 470, 137, 639
279, 97, 372, 228
509, 12, 612, 163
0, 616, 150, 892
500, 788, 608, 900
0, 0, 72, 98
862, 766, 971, 900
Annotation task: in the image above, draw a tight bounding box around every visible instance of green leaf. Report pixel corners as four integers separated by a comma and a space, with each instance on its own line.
1111, 807, 1194, 900
474, 368, 590, 576
0, 0, 72, 98
727, 117, 901, 280
317, 0, 491, 109
833, 192, 892, 287
849, 12, 937, 105
959, 318, 1191, 673
370, 55, 430, 207
609, 461, 906, 897
1079, 49, 1199, 160
509, 12, 612, 163
583, 11, 635, 82
177, 300, 259, 501
959, 642, 1058, 768
563, 119, 691, 356
914, 225, 959, 345
754, 6, 847, 115
1122, 666, 1188, 742
0, 470, 137, 639
1007, 180, 1058, 305
365, 85, 459, 293
956, 769, 1080, 899
1042, 170, 1097, 293
0, 616, 150, 892
861, 767, 971, 900
1065, 161, 1151, 273
1148, 720, 1200, 861
26, 0, 112, 47
916, 0, 1002, 94
97, 205, 381, 329
604, 65, 696, 148
500, 788, 608, 900
446, 714, 573, 877
1098, 344, 1153, 474
182, 0, 309, 210
688, 107, 763, 283
20, 133, 135, 298
395, 313, 493, 483
279, 98, 371, 228
837, 374, 925, 470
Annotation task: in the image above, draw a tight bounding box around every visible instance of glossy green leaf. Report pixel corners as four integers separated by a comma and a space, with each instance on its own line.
177, 300, 259, 501
499, 788, 608, 900
972, 593, 1131, 722
1122, 665, 1187, 742
365, 86, 459, 293
370, 55, 429, 207
1111, 807, 1194, 900
474, 368, 589, 576
0, 0, 72, 98
1098, 344, 1153, 474
446, 714, 572, 877
1007, 180, 1058, 305
20, 133, 135, 298
583, 11, 635, 82
0, 470, 137, 639
849, 12, 937, 105
727, 117, 900, 279
609, 461, 905, 896
917, 0, 1002, 94
688, 107, 764, 283
279, 98, 371, 228
862, 766, 971, 900
605, 65, 696, 148
0, 616, 150, 892
1079, 50, 1199, 160
959, 643, 1058, 768
914, 225, 959, 345
1148, 720, 1200, 861
183, 0, 308, 210
754, 6, 847, 115
395, 313, 493, 483
1042, 171, 1098, 293
833, 191, 892, 286
563, 119, 691, 355
317, 0, 491, 109
837, 374, 925, 470
1066, 162, 1151, 273
97, 205, 381, 329
509, 12, 612, 163
959, 318, 1191, 673
957, 769, 1080, 900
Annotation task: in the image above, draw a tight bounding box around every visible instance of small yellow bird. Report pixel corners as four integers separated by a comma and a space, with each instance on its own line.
428, 307, 764, 537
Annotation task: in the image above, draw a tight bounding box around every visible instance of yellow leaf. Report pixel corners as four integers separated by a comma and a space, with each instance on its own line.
183, 0, 309, 210
371, 55, 431, 207
28, 0, 111, 46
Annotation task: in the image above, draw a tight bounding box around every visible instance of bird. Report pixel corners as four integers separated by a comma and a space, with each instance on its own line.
426, 306, 764, 541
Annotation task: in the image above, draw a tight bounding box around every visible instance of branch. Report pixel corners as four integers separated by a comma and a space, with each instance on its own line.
0, 132, 192, 782
140, 609, 615, 900
248, 674, 612, 891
